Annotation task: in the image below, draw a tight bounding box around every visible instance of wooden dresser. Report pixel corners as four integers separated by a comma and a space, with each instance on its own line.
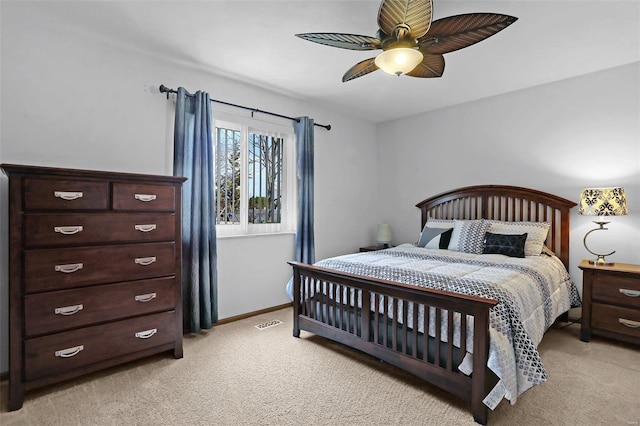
579, 259, 640, 345
1, 164, 186, 411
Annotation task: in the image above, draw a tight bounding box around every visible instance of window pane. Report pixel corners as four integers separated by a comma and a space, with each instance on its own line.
248, 133, 283, 224
215, 127, 241, 225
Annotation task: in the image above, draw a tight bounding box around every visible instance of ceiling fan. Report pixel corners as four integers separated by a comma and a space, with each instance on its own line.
296, 0, 517, 82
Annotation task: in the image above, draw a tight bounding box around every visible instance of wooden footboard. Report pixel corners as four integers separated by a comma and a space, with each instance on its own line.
289, 261, 499, 425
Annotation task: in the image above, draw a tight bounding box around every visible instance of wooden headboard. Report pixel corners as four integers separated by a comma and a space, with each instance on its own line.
416, 185, 577, 268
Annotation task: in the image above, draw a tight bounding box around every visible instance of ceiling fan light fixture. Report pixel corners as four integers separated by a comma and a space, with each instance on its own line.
374, 48, 423, 76
297, 0, 517, 82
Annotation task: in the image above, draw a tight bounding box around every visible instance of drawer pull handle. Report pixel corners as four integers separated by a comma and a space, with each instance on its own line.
135, 328, 157, 339
54, 226, 83, 235
55, 345, 84, 358
55, 304, 84, 315
135, 194, 157, 202
54, 191, 84, 201
135, 293, 157, 302
619, 288, 640, 298
54, 263, 84, 273
619, 318, 640, 329
134, 224, 157, 232
135, 256, 156, 266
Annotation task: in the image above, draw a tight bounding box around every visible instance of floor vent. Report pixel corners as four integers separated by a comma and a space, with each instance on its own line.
255, 319, 283, 330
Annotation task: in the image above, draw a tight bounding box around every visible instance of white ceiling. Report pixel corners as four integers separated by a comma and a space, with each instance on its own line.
27, 0, 640, 123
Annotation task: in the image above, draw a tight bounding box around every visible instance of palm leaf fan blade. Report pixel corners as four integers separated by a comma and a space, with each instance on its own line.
405, 54, 444, 78
418, 13, 517, 55
378, 0, 433, 39
295, 33, 382, 51
342, 58, 379, 82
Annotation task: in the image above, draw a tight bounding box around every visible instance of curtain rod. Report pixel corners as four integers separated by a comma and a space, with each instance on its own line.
158, 84, 331, 131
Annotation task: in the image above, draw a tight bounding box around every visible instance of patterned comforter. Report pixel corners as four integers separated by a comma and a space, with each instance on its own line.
315, 244, 581, 409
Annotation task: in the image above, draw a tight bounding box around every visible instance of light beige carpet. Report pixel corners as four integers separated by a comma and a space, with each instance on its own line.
1, 307, 639, 426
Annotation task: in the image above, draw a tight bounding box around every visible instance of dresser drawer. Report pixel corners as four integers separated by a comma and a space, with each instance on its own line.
24, 277, 177, 336
23, 178, 109, 211
112, 183, 176, 211
24, 242, 176, 293
24, 213, 175, 247
592, 303, 640, 340
592, 274, 640, 309
24, 311, 176, 381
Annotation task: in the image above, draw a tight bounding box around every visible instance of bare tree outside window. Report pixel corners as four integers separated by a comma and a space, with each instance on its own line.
214, 125, 286, 229
215, 127, 241, 224
249, 133, 282, 224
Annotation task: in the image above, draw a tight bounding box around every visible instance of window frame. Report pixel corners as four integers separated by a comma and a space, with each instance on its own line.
213, 113, 296, 237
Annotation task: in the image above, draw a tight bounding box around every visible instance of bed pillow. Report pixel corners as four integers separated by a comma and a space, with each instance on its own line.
447, 219, 490, 254
425, 218, 455, 229
487, 220, 550, 256
417, 226, 453, 249
482, 232, 527, 258
426, 228, 453, 249
416, 218, 455, 249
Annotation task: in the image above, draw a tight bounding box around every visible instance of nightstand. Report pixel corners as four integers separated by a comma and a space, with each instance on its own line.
359, 244, 390, 252
579, 260, 640, 345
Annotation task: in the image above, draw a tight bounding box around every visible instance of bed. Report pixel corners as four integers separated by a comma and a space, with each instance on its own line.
288, 185, 579, 425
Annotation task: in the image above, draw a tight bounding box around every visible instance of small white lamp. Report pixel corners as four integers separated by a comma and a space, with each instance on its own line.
579, 187, 628, 265
376, 224, 392, 248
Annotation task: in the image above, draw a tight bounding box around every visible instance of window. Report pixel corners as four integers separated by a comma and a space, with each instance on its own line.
214, 118, 295, 236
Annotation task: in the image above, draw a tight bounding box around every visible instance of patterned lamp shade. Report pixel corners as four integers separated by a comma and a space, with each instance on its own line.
579, 187, 629, 216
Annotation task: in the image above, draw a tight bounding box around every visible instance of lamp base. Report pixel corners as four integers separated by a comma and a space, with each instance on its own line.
588, 256, 615, 267
583, 223, 616, 267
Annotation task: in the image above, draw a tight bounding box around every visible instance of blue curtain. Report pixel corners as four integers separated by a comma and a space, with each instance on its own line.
286, 116, 315, 300
173, 87, 218, 333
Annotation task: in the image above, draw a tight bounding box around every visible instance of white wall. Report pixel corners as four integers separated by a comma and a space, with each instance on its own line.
376, 62, 640, 292
0, 4, 378, 374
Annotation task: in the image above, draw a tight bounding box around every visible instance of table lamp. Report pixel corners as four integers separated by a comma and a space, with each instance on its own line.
376, 224, 392, 248
578, 187, 628, 265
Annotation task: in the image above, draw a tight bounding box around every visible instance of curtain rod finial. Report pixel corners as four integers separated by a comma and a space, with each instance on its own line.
159, 84, 174, 99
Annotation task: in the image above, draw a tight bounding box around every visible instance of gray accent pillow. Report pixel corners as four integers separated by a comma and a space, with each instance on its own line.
417, 226, 453, 248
